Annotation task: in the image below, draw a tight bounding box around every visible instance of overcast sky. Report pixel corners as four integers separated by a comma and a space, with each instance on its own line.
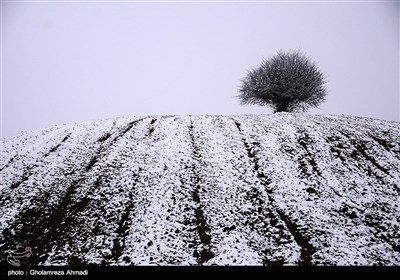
1, 1, 399, 138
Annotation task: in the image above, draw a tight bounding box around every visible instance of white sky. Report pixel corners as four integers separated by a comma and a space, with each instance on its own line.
1, 1, 399, 138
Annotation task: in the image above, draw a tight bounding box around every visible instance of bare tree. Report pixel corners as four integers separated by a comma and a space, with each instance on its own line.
238, 50, 327, 113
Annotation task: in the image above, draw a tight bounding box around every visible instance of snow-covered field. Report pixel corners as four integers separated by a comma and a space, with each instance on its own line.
0, 114, 399, 265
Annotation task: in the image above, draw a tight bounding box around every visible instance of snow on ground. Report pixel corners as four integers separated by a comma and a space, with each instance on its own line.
0, 113, 399, 265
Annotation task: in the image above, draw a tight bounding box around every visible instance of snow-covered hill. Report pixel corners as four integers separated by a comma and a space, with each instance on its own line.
0, 114, 399, 266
